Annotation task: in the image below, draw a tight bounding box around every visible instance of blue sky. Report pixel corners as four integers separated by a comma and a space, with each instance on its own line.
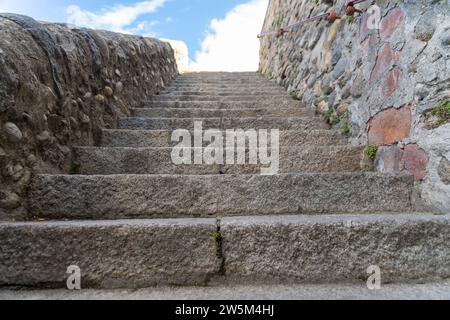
0, 0, 268, 70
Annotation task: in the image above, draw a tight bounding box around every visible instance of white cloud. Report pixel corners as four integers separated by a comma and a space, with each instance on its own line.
66, 0, 166, 34
189, 0, 268, 72
162, 39, 189, 72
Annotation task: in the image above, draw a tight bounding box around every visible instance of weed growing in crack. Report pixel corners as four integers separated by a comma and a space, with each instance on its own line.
430, 101, 450, 126
324, 109, 339, 125
366, 145, 378, 161
291, 93, 300, 101
341, 111, 351, 136
211, 230, 223, 242
274, 15, 283, 28
70, 160, 81, 174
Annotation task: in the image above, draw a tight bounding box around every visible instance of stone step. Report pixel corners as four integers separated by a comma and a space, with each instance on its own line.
164, 83, 284, 89
166, 84, 282, 90
178, 72, 259, 76
73, 146, 365, 175
131, 107, 313, 118
172, 81, 278, 86
27, 173, 413, 220
143, 100, 303, 109
2, 214, 446, 289
0, 218, 219, 288
219, 214, 450, 285
173, 76, 267, 80
4, 281, 450, 299
100, 129, 347, 148
178, 72, 259, 77
151, 95, 290, 102
173, 76, 270, 81
160, 90, 286, 96
118, 117, 328, 131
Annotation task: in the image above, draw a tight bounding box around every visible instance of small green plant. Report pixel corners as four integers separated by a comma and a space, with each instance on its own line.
417, 32, 434, 42
70, 160, 81, 174
431, 100, 450, 122
274, 15, 283, 27
341, 122, 350, 136
341, 111, 351, 136
320, 90, 328, 98
324, 109, 333, 122
291, 93, 300, 101
423, 100, 450, 129
366, 145, 378, 161
324, 109, 339, 125
268, 71, 275, 80
211, 231, 223, 242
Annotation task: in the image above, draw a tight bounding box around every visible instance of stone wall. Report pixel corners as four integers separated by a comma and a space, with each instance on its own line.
259, 0, 450, 212
0, 14, 178, 219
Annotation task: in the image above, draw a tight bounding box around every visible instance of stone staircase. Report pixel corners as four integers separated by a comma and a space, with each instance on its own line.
0, 72, 449, 289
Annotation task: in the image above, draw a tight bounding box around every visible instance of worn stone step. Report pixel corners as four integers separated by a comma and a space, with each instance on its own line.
131, 107, 313, 118
173, 80, 271, 84
119, 117, 328, 131
3, 281, 450, 299
160, 90, 286, 96
151, 95, 290, 102
166, 84, 282, 90
162, 82, 286, 93
28, 173, 413, 220
174, 76, 269, 80
2, 214, 447, 289
218, 214, 450, 285
178, 71, 259, 76
173, 76, 267, 81
143, 100, 303, 109
100, 129, 347, 148
172, 81, 278, 86
178, 72, 259, 77
0, 218, 219, 289
73, 146, 365, 175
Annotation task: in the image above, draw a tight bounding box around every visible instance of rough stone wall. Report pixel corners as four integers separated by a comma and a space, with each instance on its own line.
0, 14, 178, 219
259, 0, 450, 212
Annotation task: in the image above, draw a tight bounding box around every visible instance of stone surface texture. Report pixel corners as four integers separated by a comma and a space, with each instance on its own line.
220, 214, 450, 284
2, 281, 450, 300
0, 14, 178, 219
1, 215, 449, 289
1, 69, 448, 290
27, 173, 413, 220
259, 0, 450, 212
0, 219, 219, 288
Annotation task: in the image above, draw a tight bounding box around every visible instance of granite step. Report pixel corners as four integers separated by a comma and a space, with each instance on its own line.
27, 173, 413, 220
1, 214, 448, 289
166, 84, 283, 90
219, 214, 450, 285
100, 129, 347, 148
150, 95, 291, 102
131, 107, 313, 118
159, 90, 286, 96
0, 218, 219, 288
118, 117, 328, 131
73, 146, 365, 175
143, 100, 303, 109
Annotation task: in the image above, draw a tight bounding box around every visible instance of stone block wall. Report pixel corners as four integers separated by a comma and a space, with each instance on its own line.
259, 0, 450, 212
0, 14, 178, 219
